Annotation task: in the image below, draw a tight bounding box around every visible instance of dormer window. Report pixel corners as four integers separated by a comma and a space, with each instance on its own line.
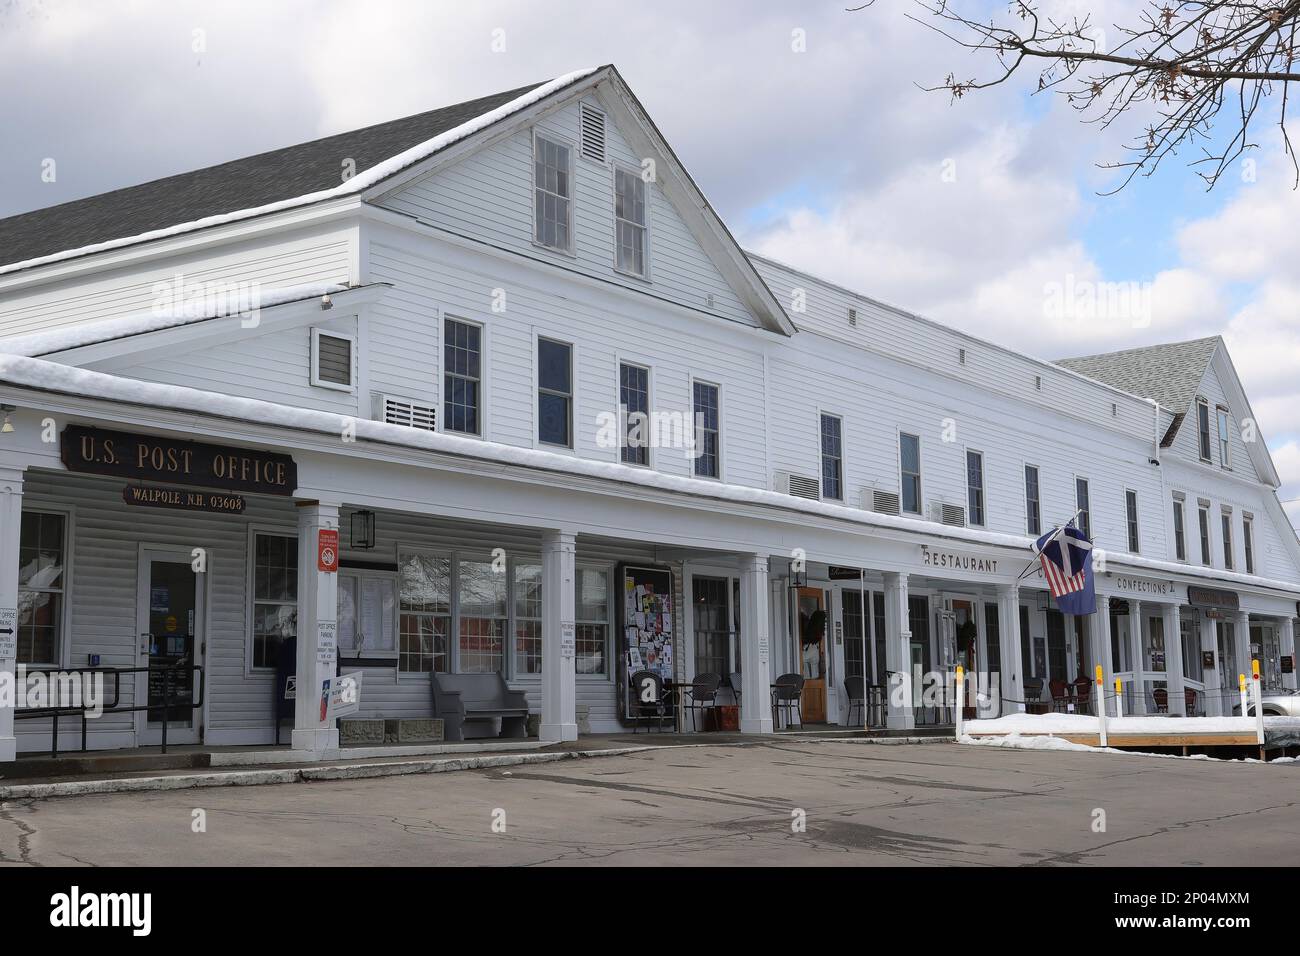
1216, 406, 1231, 467
614, 166, 647, 277
311, 329, 355, 391
1196, 398, 1212, 462
534, 133, 573, 252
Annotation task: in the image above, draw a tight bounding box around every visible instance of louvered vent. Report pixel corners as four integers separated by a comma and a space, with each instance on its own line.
848, 307, 858, 327
381, 395, 437, 431
864, 489, 900, 516
579, 103, 606, 162
775, 471, 821, 501
931, 502, 967, 527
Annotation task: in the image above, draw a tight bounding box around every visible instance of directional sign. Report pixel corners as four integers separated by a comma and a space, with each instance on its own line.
0, 607, 16, 659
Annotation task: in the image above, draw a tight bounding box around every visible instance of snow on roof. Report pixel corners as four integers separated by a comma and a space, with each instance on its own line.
0, 69, 600, 277
0, 350, 1295, 596
0, 283, 349, 357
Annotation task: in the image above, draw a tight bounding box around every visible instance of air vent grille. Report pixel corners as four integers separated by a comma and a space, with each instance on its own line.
775, 471, 822, 501
931, 502, 967, 527
381, 395, 437, 431
866, 489, 900, 516
579, 103, 606, 162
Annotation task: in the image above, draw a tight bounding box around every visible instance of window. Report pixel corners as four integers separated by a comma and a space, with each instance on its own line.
614, 166, 647, 276
620, 362, 649, 466
872, 593, 887, 686
983, 603, 1002, 679
443, 318, 481, 435
513, 562, 542, 676
843, 590, 866, 680
533, 133, 572, 251
693, 576, 731, 676
537, 338, 572, 447
1180, 613, 1200, 683
458, 559, 507, 674
900, 433, 921, 514
576, 567, 609, 675
1019, 605, 1032, 678
1172, 496, 1187, 561
693, 381, 720, 479
1025, 465, 1041, 536
1197, 399, 1212, 462
966, 450, 985, 526
1243, 514, 1255, 575
1075, 478, 1091, 539
1221, 510, 1234, 570
1125, 490, 1140, 553
17, 511, 66, 665
399, 553, 450, 673
1217, 406, 1231, 467
310, 329, 354, 390
251, 532, 297, 670
1198, 503, 1211, 566
820, 414, 844, 501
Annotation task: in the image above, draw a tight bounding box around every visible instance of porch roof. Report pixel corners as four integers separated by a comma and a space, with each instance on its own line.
2, 350, 1298, 599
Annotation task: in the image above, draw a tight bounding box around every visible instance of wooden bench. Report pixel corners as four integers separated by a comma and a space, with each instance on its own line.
431, 672, 530, 742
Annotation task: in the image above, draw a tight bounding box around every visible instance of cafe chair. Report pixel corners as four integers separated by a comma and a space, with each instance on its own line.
844, 675, 866, 726
1022, 675, 1045, 714
771, 673, 805, 730
1150, 687, 1169, 713
1048, 678, 1070, 712
1073, 677, 1092, 715
628, 670, 669, 733
683, 672, 722, 731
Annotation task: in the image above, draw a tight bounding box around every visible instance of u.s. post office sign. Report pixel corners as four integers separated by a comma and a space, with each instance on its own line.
62, 425, 297, 496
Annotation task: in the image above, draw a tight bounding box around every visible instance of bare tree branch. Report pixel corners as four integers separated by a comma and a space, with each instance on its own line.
852, 0, 1300, 190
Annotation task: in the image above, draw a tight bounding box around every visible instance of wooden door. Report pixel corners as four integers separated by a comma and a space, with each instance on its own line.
797, 588, 827, 723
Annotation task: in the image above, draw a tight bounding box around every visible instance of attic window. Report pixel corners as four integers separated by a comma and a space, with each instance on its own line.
579, 103, 606, 162
311, 329, 355, 391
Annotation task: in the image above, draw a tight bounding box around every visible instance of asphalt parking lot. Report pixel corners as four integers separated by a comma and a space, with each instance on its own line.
1, 739, 1297, 866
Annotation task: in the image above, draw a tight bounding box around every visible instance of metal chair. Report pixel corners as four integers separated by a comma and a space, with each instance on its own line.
771, 673, 805, 730
683, 672, 722, 731
1150, 687, 1169, 713
1023, 675, 1045, 713
628, 670, 668, 733
1185, 687, 1202, 717
844, 675, 866, 726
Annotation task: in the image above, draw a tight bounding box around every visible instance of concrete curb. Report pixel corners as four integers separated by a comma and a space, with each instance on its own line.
0, 746, 662, 802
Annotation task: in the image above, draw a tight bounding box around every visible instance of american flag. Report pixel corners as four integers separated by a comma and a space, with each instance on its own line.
1033, 522, 1096, 615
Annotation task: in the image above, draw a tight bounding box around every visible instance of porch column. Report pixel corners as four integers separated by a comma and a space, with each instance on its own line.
1091, 596, 1113, 709
0, 466, 24, 763
995, 584, 1023, 714
1129, 599, 1146, 714
883, 572, 914, 730
1236, 611, 1252, 686
1200, 612, 1222, 716
1282, 617, 1297, 691
1163, 604, 1185, 715
738, 554, 774, 734
292, 501, 341, 754
540, 529, 577, 742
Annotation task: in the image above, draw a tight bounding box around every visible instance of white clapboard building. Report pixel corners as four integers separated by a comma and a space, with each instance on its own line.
0, 65, 1296, 760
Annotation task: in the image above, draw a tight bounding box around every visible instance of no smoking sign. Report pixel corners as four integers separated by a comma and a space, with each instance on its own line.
317, 528, 339, 573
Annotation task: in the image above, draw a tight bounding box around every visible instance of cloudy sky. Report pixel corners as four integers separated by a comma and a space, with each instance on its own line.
2, 0, 1297, 524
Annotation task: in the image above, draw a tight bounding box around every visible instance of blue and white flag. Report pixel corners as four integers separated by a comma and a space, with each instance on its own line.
1033, 523, 1096, 615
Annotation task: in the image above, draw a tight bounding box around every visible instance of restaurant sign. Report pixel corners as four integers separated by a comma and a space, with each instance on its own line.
123, 485, 246, 514
920, 546, 998, 574
63, 425, 296, 496
1187, 586, 1239, 611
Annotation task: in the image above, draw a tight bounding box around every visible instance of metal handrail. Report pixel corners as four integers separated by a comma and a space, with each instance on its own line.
14, 660, 204, 758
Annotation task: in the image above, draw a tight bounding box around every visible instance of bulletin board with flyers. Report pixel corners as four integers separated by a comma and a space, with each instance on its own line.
616, 563, 676, 724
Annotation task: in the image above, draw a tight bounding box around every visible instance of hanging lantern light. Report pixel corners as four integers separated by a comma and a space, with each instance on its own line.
350, 509, 376, 550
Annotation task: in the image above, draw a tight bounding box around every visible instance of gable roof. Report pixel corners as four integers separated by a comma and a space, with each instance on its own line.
0, 71, 600, 275
1054, 336, 1221, 416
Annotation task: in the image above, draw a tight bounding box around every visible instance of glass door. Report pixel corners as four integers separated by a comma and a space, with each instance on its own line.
136, 548, 204, 746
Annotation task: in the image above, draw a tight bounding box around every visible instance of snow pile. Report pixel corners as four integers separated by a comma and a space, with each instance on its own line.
964, 712, 1278, 736
0, 283, 347, 357
0, 69, 600, 276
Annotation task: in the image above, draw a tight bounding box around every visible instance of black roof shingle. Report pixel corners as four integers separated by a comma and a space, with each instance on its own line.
0, 81, 543, 270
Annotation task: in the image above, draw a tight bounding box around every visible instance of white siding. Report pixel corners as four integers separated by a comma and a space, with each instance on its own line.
380, 96, 759, 328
